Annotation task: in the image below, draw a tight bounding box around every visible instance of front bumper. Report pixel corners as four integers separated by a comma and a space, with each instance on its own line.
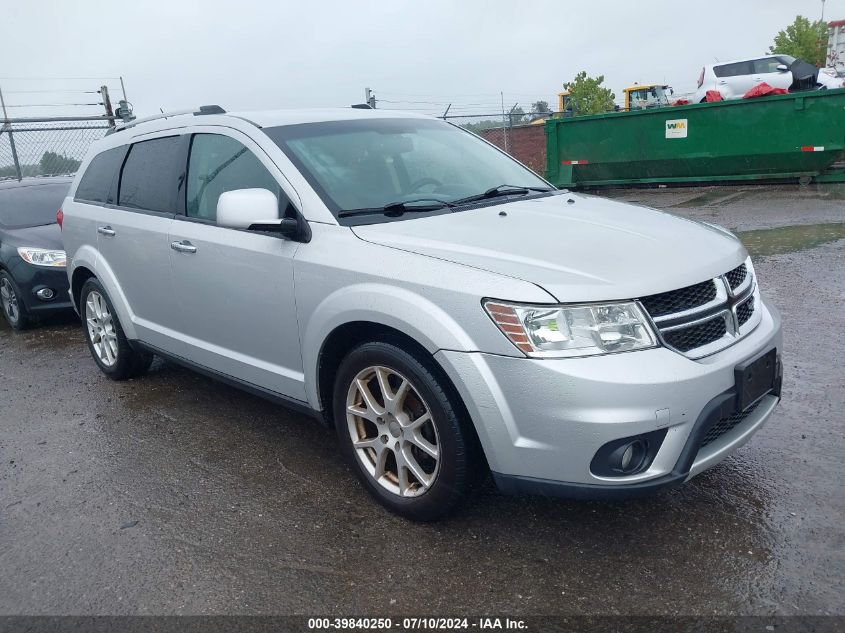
5, 258, 73, 315
434, 297, 782, 498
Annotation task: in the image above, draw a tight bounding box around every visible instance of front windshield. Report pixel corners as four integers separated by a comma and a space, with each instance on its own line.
265, 118, 550, 220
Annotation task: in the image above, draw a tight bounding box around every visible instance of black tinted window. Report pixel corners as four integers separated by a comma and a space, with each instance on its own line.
75, 146, 126, 204
0, 183, 70, 229
186, 134, 282, 222
713, 61, 753, 77
118, 136, 183, 213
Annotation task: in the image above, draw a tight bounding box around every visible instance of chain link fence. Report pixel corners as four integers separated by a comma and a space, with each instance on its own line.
0, 119, 111, 180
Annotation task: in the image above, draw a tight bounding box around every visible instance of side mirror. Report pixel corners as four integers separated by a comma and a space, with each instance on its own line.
776, 64, 789, 72
217, 188, 279, 228
217, 188, 304, 240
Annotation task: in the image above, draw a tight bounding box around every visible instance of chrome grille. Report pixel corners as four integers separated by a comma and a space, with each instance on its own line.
638, 258, 759, 358
640, 279, 717, 318
725, 263, 747, 290
663, 315, 727, 352
737, 296, 754, 327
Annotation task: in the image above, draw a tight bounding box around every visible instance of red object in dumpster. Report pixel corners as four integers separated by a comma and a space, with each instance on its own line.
743, 83, 789, 99
672, 98, 690, 106
705, 90, 723, 102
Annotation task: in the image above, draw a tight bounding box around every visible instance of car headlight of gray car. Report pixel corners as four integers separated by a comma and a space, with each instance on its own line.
484, 299, 658, 358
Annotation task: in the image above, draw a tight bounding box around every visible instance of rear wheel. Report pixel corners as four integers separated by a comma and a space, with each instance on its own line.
80, 278, 152, 380
0, 272, 30, 331
333, 341, 483, 521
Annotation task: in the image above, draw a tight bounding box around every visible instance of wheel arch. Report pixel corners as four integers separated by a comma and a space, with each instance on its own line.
315, 321, 475, 441
69, 248, 137, 340
70, 265, 96, 311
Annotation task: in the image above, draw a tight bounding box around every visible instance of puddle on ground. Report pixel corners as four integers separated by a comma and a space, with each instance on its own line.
673, 189, 750, 208
736, 222, 845, 257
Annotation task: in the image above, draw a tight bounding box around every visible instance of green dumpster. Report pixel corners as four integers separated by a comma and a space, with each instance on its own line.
545, 89, 845, 188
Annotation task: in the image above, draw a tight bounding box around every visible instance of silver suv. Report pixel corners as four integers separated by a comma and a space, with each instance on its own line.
61, 106, 782, 520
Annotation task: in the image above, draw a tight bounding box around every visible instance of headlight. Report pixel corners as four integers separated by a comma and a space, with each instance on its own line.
484, 300, 658, 358
17, 247, 66, 268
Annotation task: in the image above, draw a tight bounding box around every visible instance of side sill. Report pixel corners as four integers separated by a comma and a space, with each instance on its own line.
134, 341, 323, 422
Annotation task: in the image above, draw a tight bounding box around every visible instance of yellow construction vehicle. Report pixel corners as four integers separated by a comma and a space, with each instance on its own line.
623, 84, 674, 110
557, 91, 571, 113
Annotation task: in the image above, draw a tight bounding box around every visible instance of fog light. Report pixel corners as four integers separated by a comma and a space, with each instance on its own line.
36, 288, 55, 300
590, 429, 668, 478
611, 439, 647, 474
621, 444, 635, 471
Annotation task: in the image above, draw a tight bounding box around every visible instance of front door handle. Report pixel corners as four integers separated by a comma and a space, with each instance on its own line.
97, 225, 116, 237
170, 240, 197, 254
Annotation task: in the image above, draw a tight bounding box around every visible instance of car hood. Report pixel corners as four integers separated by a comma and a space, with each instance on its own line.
4, 222, 64, 250
351, 193, 747, 302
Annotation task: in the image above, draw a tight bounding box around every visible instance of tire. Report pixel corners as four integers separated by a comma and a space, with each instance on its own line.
333, 341, 484, 521
79, 277, 153, 380
0, 271, 31, 331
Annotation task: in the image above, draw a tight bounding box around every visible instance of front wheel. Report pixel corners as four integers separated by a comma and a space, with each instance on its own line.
0, 272, 30, 330
80, 278, 152, 380
333, 341, 484, 521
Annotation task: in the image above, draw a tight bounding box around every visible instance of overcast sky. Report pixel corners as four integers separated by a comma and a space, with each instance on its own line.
1, 0, 843, 119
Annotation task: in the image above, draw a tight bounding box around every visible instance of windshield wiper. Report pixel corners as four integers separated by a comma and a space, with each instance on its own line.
451, 184, 553, 206
337, 198, 456, 219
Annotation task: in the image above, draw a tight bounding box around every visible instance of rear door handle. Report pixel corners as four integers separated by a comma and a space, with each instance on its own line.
170, 240, 197, 254
97, 225, 115, 237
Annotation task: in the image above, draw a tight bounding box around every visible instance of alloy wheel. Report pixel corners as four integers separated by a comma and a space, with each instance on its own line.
346, 365, 441, 497
0, 278, 19, 324
85, 291, 118, 367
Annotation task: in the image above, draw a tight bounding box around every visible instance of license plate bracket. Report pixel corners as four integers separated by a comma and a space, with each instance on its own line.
735, 348, 777, 411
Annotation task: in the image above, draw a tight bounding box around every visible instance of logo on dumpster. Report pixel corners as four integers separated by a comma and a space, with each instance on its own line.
665, 119, 688, 139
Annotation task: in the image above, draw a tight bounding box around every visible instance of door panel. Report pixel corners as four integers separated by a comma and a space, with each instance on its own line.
168, 220, 304, 398
97, 134, 186, 353
168, 131, 305, 399
715, 61, 754, 98
96, 209, 182, 352
752, 58, 792, 91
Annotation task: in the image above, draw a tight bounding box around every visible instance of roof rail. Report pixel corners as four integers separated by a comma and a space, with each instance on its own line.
108, 105, 226, 134
195, 105, 226, 115
351, 103, 373, 109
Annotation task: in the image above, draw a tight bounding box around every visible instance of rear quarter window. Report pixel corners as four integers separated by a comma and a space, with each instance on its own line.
118, 136, 184, 214
75, 146, 127, 204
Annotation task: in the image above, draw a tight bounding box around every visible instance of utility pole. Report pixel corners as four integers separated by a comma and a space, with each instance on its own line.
0, 83, 22, 181
500, 91, 508, 152
365, 87, 376, 109
101, 85, 115, 127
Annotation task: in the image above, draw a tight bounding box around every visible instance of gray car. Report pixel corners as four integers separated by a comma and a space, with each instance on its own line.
61, 106, 782, 520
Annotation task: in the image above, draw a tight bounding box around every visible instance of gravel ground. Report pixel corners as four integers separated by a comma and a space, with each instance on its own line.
0, 185, 843, 616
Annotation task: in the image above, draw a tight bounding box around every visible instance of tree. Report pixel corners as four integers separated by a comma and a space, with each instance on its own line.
531, 100, 550, 114
507, 106, 526, 126
562, 71, 616, 116
460, 119, 503, 134
39, 151, 81, 176
529, 100, 551, 122
769, 15, 828, 67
